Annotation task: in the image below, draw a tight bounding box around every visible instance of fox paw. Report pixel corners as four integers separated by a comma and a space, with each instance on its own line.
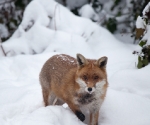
75, 111, 85, 121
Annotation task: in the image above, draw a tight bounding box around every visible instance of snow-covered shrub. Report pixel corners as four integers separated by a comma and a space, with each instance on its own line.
56, 0, 149, 35
0, 0, 31, 41
134, 2, 150, 69
2, 0, 120, 56
1, 0, 149, 42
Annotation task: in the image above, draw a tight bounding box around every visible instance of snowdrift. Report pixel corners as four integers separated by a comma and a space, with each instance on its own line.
0, 0, 150, 125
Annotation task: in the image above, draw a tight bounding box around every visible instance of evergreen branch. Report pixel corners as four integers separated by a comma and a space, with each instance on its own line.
0, 36, 6, 56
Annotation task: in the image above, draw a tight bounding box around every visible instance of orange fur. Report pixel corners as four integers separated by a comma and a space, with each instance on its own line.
39, 54, 108, 125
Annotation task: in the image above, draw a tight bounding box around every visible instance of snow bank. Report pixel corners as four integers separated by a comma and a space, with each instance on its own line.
0, 0, 150, 125
2, 0, 122, 57
1, 53, 150, 125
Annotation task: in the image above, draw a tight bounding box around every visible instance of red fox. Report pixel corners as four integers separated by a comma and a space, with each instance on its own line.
40, 54, 108, 125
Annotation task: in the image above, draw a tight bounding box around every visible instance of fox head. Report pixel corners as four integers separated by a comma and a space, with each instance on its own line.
75, 54, 108, 94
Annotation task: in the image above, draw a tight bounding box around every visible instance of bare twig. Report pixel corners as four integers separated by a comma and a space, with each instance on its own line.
135, 62, 137, 68
0, 37, 6, 56
54, 4, 59, 31
117, 20, 134, 24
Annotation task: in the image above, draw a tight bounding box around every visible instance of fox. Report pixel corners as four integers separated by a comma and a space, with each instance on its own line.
39, 53, 108, 125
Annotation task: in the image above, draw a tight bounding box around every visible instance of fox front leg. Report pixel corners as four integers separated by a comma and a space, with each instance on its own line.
67, 101, 85, 121
75, 110, 85, 121
90, 112, 99, 125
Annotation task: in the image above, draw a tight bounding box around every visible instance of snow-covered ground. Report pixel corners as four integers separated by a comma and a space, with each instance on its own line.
0, 0, 150, 125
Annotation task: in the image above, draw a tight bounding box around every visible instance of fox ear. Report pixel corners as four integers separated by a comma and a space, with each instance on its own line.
96, 56, 108, 68
76, 54, 88, 68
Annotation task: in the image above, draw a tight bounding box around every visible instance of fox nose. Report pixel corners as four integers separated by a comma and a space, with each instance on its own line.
88, 87, 92, 92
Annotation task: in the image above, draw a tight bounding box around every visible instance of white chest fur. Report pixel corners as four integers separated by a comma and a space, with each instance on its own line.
74, 79, 106, 112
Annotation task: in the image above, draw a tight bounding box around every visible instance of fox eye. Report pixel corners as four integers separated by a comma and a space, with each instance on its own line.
94, 76, 99, 80
83, 75, 88, 81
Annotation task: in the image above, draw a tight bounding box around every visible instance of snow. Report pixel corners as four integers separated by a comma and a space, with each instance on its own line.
143, 2, 150, 16
142, 25, 150, 45
136, 16, 145, 29
0, 24, 9, 39
79, 4, 99, 22
136, 2, 150, 45
0, 0, 150, 125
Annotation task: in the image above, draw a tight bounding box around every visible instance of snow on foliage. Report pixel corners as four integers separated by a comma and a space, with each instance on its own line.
134, 2, 150, 68
78, 4, 99, 22
0, 0, 150, 125
136, 16, 146, 29
143, 2, 150, 16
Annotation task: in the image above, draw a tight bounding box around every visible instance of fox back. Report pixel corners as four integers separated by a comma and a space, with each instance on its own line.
40, 54, 108, 125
